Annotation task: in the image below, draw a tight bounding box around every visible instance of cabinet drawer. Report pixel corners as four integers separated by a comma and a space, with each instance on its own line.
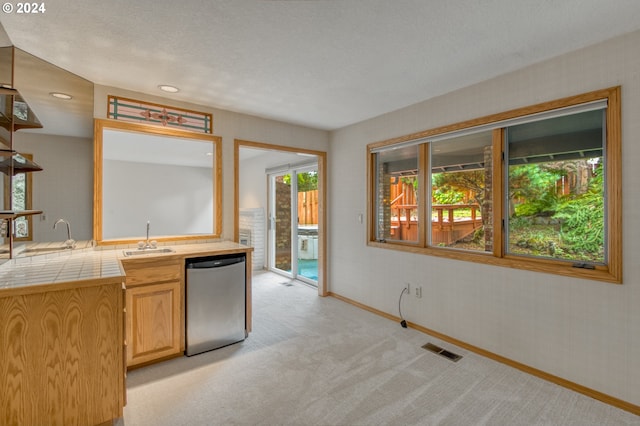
123, 258, 182, 287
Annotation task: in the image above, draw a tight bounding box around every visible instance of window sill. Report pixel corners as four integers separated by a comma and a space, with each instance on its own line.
367, 240, 621, 284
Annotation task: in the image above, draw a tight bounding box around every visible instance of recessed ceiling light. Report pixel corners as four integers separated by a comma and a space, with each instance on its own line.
158, 85, 179, 93
50, 92, 72, 100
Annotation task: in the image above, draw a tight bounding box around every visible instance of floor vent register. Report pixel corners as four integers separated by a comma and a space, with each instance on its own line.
422, 342, 463, 362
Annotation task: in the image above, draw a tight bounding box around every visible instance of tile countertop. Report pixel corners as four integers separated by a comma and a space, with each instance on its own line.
0, 240, 252, 297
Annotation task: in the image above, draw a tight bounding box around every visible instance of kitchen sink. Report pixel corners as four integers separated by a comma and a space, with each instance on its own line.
123, 248, 174, 257
24, 246, 71, 253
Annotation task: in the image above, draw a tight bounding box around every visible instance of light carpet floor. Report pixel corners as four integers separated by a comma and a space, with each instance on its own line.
117, 271, 640, 426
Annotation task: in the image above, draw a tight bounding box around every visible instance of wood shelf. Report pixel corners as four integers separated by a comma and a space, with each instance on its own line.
0, 209, 43, 219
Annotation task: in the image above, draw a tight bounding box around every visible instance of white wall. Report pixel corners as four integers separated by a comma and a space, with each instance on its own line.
94, 85, 330, 241
238, 150, 303, 211
13, 132, 93, 242
238, 154, 270, 212
328, 30, 640, 406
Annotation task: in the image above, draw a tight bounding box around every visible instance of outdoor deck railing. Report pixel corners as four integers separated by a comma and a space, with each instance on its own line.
432, 204, 479, 226
390, 203, 482, 243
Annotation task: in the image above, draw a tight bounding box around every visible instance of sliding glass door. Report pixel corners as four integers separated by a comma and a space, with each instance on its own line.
268, 163, 318, 285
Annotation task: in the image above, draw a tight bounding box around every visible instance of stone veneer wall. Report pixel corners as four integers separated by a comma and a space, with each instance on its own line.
376, 161, 390, 240
275, 179, 292, 271
483, 145, 493, 252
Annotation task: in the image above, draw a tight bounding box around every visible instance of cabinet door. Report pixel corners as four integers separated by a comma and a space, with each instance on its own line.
126, 280, 181, 367
0, 282, 124, 425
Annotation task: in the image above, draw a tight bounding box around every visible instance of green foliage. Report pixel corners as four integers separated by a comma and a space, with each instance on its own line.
282, 171, 318, 192
509, 164, 563, 199
432, 171, 483, 204
509, 164, 564, 217
513, 193, 557, 217
508, 165, 605, 262
432, 185, 464, 204
297, 171, 318, 192
555, 171, 604, 256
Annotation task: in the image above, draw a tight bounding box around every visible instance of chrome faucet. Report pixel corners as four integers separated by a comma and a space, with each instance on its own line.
138, 220, 156, 250
145, 221, 151, 248
53, 219, 76, 249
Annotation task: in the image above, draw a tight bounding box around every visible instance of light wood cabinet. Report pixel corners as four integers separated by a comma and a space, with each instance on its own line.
123, 258, 183, 368
0, 279, 125, 426
122, 248, 253, 368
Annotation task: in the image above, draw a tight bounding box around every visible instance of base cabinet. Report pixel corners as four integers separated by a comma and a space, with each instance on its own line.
126, 280, 181, 366
122, 250, 252, 368
0, 281, 125, 426
123, 258, 183, 368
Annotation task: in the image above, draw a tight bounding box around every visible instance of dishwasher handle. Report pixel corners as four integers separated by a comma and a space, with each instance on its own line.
186, 254, 245, 269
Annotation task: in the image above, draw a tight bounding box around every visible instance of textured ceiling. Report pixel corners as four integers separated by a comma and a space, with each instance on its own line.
2, 0, 640, 131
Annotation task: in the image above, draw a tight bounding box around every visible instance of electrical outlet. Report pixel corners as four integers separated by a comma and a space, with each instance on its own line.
405, 282, 411, 295
415, 286, 422, 298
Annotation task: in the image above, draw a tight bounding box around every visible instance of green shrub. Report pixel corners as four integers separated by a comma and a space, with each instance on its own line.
509, 164, 563, 217
555, 172, 604, 258
433, 186, 464, 205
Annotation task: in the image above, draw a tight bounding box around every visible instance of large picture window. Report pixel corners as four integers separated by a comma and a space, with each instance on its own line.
367, 87, 621, 283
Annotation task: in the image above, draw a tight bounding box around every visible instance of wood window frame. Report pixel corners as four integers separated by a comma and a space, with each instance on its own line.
93, 119, 223, 245
367, 87, 622, 284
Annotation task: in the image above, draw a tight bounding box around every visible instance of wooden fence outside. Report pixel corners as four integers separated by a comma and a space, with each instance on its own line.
298, 190, 318, 225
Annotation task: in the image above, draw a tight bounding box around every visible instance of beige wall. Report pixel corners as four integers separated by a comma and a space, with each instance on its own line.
13, 132, 93, 242
94, 85, 329, 240
328, 30, 640, 406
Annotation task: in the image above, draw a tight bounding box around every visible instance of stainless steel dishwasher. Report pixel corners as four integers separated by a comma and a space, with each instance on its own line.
185, 254, 246, 356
